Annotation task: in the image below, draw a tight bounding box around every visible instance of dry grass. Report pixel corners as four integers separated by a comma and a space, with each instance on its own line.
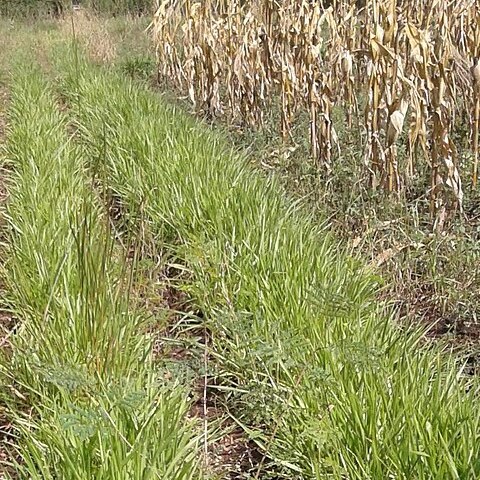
58, 9, 117, 64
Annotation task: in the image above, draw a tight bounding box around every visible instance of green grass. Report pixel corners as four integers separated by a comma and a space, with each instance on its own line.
0, 66, 201, 479
55, 54, 480, 479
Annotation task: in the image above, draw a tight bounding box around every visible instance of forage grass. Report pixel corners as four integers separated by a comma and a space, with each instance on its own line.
59, 57, 480, 479
0, 67, 201, 479
3, 69, 143, 379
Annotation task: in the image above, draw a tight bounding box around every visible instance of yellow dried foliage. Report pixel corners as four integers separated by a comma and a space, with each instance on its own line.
59, 9, 117, 64
152, 0, 480, 221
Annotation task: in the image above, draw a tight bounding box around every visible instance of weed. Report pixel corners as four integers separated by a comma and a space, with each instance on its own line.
120, 54, 155, 82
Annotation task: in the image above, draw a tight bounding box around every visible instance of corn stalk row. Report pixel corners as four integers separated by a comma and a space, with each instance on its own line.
152, 0, 480, 222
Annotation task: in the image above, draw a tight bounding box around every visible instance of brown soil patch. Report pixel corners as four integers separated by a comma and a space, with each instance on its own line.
140, 270, 263, 478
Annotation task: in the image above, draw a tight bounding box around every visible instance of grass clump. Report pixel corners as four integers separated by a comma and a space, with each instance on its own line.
58, 57, 480, 479
0, 67, 201, 479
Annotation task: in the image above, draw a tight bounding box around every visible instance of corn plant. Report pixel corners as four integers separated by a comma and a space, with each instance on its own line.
152, 0, 480, 224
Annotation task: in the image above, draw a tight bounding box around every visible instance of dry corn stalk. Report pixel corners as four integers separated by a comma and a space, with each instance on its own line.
153, 0, 480, 225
